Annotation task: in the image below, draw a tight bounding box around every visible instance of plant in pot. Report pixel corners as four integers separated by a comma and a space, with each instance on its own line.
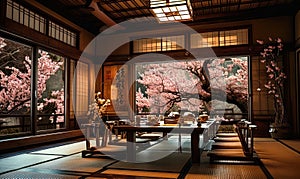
256, 37, 291, 139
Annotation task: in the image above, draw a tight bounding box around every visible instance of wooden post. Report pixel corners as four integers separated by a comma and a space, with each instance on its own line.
191, 130, 200, 163
126, 131, 136, 162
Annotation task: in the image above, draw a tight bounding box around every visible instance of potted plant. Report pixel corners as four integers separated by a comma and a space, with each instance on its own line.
256, 37, 291, 138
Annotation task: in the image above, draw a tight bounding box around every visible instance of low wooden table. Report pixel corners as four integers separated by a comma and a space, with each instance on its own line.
114, 120, 217, 163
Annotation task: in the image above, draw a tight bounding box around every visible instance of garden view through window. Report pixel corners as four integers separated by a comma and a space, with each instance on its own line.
0, 37, 65, 138
135, 57, 249, 119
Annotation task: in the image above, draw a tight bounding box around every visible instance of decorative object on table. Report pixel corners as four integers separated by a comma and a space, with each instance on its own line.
135, 115, 141, 126
199, 111, 209, 123
158, 115, 164, 121
197, 120, 202, 127
146, 115, 160, 126
87, 92, 110, 123
82, 92, 113, 158
182, 112, 196, 123
168, 111, 180, 118
164, 117, 179, 124
164, 112, 180, 124
257, 37, 290, 138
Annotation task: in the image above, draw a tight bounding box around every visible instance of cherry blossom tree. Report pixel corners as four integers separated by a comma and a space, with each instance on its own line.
43, 89, 65, 123
136, 87, 151, 113
136, 57, 248, 115
257, 37, 286, 125
0, 37, 64, 123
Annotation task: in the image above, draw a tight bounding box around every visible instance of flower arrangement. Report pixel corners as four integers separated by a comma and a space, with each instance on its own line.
87, 92, 110, 122
256, 37, 287, 126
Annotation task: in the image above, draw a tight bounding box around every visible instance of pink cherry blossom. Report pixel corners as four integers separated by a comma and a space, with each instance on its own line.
256, 40, 264, 45
1, 38, 65, 123
257, 37, 286, 125
136, 57, 249, 114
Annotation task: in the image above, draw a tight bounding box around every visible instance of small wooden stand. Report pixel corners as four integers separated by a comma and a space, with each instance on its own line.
81, 122, 112, 158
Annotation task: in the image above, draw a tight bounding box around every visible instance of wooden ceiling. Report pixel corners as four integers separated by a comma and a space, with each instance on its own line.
35, 0, 299, 35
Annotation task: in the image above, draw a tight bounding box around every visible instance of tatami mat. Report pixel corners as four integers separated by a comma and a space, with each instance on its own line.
107, 152, 191, 173
0, 154, 59, 174
97, 152, 190, 178
254, 138, 277, 142
100, 169, 179, 178
27, 153, 115, 173
30, 141, 86, 155
143, 138, 191, 152
0, 170, 79, 179
186, 151, 266, 179
2, 137, 300, 178
255, 140, 300, 178
186, 164, 267, 179
279, 139, 300, 153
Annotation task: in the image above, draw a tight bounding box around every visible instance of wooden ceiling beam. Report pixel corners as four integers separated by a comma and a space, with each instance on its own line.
192, 0, 281, 12
101, 6, 150, 14
88, 0, 117, 27
191, 4, 296, 22
95, 0, 136, 4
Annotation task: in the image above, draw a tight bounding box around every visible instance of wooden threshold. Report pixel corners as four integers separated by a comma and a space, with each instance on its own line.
0, 130, 84, 152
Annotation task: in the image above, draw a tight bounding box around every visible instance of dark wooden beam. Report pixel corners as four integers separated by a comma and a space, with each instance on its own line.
192, 0, 274, 12
2, 19, 82, 60
187, 4, 297, 26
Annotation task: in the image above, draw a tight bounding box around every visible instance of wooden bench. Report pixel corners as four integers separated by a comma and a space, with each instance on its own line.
207, 121, 257, 163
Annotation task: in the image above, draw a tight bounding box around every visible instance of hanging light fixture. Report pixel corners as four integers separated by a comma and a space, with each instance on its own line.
150, 0, 193, 22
